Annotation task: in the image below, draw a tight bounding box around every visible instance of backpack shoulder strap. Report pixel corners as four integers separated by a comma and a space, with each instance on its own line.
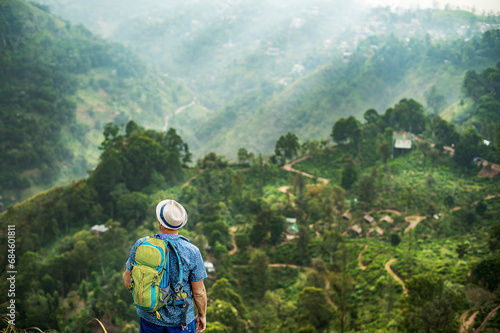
165, 240, 183, 286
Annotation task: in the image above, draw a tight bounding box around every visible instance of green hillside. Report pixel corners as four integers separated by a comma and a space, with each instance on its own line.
38, 1, 500, 158
194, 30, 500, 158
1, 89, 499, 332
0, 0, 198, 205
1, 2, 500, 332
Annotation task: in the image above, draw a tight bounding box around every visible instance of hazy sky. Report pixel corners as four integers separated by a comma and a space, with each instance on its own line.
364, 0, 500, 14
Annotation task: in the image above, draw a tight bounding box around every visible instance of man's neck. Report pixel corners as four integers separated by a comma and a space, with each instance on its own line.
160, 228, 179, 235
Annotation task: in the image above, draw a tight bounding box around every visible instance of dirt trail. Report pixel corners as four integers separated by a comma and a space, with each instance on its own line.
477, 160, 500, 178
472, 305, 500, 333
358, 245, 369, 270
377, 209, 401, 216
323, 275, 338, 311
459, 310, 479, 333
268, 263, 308, 269
228, 226, 238, 255
163, 98, 197, 131
449, 194, 498, 212
267, 263, 337, 309
281, 155, 329, 185
181, 169, 204, 189
278, 185, 290, 194
385, 259, 408, 296
404, 216, 426, 233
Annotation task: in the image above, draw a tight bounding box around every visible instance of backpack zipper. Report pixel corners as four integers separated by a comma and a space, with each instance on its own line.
139, 273, 145, 306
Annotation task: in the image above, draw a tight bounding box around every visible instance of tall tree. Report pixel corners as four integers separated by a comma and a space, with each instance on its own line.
319, 230, 342, 264
275, 132, 300, 165
297, 287, 333, 331
425, 85, 446, 114
363, 108, 380, 124
454, 128, 482, 167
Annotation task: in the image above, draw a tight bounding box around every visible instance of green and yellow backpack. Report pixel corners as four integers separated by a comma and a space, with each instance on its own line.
131, 236, 189, 325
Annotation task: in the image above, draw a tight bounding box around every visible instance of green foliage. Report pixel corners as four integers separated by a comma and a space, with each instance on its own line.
90, 122, 186, 205
461, 61, 500, 142
453, 128, 483, 167
400, 274, 465, 333
3, 16, 500, 333
332, 116, 361, 147
383, 99, 426, 134
235, 233, 250, 253
489, 223, 500, 253
208, 278, 246, 316
471, 254, 500, 292
250, 208, 285, 247
275, 133, 300, 166
390, 233, 402, 247
206, 300, 248, 333
297, 287, 333, 331
425, 85, 447, 114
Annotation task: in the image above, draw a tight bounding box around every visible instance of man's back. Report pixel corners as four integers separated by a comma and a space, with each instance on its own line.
123, 199, 207, 333
126, 234, 206, 327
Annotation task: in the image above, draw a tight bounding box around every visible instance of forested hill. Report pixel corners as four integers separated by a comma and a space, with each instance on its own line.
38, 0, 500, 159
0, 0, 196, 205
194, 29, 500, 158
0, 96, 499, 332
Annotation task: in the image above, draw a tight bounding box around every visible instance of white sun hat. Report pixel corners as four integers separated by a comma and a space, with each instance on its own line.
156, 199, 188, 230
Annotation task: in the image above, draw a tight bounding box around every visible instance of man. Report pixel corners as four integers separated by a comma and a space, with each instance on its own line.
123, 199, 207, 333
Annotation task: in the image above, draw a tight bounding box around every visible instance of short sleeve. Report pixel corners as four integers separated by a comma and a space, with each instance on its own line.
189, 249, 208, 282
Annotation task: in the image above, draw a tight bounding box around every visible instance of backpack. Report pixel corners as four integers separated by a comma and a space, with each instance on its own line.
131, 236, 190, 326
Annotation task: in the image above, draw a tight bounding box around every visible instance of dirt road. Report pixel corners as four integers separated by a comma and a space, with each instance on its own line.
404, 216, 426, 233
228, 226, 238, 255
281, 155, 329, 185
163, 98, 197, 131
385, 259, 408, 296
358, 245, 369, 270
459, 310, 478, 333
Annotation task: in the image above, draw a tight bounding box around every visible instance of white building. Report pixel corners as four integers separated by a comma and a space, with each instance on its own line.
204, 261, 215, 273
91, 224, 109, 233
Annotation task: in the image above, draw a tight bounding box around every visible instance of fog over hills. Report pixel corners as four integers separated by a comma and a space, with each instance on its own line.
31, 0, 500, 159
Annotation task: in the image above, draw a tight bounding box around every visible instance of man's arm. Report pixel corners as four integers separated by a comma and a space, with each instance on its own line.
123, 269, 132, 290
191, 280, 207, 333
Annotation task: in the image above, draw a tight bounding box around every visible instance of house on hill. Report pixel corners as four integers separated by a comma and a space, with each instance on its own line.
91, 224, 109, 233
363, 215, 375, 224
368, 226, 384, 237
392, 131, 415, 157
347, 224, 362, 237
204, 261, 215, 273
286, 217, 298, 238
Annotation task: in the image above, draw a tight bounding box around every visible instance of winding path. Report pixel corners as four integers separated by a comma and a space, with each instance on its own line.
278, 155, 328, 203
228, 226, 238, 255
472, 305, 500, 333
281, 155, 329, 185
163, 98, 197, 131
358, 245, 369, 270
181, 169, 204, 189
385, 259, 408, 296
459, 310, 479, 333
268, 263, 308, 269
323, 275, 338, 310
267, 264, 337, 310
404, 216, 426, 233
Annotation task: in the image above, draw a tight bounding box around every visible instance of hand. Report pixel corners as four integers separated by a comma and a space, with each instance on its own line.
123, 270, 132, 290
195, 315, 206, 333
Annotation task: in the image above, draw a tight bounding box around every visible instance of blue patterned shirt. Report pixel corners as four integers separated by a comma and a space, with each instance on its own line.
126, 234, 207, 327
